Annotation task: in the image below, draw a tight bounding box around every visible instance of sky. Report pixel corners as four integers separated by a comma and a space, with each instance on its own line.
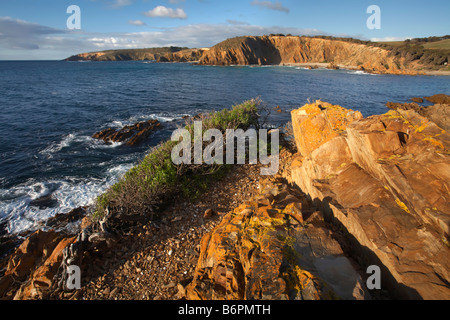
0, 0, 449, 60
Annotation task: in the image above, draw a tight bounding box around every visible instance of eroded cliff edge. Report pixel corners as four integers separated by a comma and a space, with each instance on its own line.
198, 35, 415, 74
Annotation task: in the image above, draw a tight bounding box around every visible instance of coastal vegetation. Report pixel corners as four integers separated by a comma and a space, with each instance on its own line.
94, 99, 261, 221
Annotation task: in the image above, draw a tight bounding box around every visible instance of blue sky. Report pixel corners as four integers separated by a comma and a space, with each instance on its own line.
0, 0, 449, 59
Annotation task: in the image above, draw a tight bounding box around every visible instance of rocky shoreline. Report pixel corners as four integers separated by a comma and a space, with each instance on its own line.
65, 35, 450, 76
1, 95, 449, 300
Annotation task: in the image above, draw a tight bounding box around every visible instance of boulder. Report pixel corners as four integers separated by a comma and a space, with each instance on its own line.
290, 101, 450, 300
185, 178, 369, 300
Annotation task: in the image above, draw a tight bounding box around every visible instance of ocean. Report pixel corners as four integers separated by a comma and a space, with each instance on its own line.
1, 60, 449, 235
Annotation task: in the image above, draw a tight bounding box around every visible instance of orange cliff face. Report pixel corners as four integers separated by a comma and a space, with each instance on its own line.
198, 36, 420, 75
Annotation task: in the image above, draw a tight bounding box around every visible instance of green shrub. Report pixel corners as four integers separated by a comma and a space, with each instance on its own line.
93, 99, 262, 220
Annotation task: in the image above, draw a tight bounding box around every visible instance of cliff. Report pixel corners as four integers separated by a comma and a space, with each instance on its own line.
199, 35, 417, 74
65, 35, 450, 75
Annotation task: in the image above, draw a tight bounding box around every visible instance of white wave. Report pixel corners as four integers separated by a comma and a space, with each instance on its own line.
40, 134, 94, 156
0, 162, 135, 235
40, 133, 76, 155
89, 139, 124, 150
105, 112, 189, 129
129, 112, 190, 124
347, 70, 377, 76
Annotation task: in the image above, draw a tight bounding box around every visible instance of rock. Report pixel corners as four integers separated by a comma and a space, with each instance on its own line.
29, 194, 58, 209
185, 178, 368, 300
291, 101, 363, 156
386, 101, 423, 113
327, 62, 339, 70
386, 100, 449, 131
410, 97, 424, 103
203, 209, 214, 219
44, 207, 86, 231
92, 120, 162, 146
424, 94, 450, 105
290, 101, 450, 300
162, 281, 176, 289
4, 230, 60, 279
0, 229, 78, 299
13, 236, 76, 299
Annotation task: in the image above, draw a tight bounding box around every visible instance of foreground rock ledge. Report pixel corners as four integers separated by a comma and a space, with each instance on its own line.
184, 177, 369, 300
290, 99, 450, 299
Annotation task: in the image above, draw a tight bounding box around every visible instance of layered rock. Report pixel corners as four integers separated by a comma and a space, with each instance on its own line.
386, 99, 450, 131
184, 177, 369, 300
290, 100, 450, 299
92, 119, 162, 146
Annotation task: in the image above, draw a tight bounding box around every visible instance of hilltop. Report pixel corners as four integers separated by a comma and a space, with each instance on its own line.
65, 46, 205, 62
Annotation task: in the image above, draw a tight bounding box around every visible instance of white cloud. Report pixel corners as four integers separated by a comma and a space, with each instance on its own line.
143, 6, 187, 19
251, 1, 290, 13
0, 17, 331, 60
128, 20, 147, 26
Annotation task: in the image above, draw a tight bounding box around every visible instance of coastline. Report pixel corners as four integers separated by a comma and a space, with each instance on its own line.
1, 95, 449, 300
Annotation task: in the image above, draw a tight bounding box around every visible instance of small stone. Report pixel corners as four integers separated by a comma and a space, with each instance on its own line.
162, 281, 176, 289
204, 209, 214, 219
110, 287, 119, 298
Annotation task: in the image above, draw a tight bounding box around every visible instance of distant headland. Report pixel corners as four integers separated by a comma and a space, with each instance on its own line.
65, 34, 450, 76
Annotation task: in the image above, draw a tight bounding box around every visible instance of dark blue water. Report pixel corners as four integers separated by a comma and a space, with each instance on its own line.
1, 61, 449, 234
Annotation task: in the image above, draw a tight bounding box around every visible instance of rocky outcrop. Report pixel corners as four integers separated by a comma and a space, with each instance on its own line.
290, 100, 450, 299
425, 94, 450, 105
92, 120, 162, 146
386, 97, 450, 131
0, 230, 76, 299
184, 176, 369, 300
199, 36, 417, 75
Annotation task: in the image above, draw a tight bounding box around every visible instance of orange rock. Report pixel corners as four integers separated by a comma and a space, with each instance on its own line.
14, 236, 76, 300
291, 101, 363, 156
290, 101, 450, 299
185, 178, 368, 300
5, 230, 60, 279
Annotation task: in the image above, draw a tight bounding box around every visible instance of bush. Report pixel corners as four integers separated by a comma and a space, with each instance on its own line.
93, 99, 262, 221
